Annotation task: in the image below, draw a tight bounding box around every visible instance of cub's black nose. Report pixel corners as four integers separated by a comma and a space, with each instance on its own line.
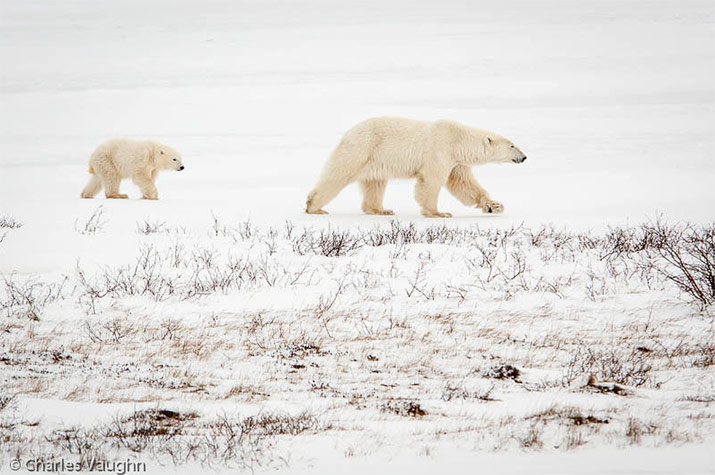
521, 156, 527, 162
179, 166, 185, 171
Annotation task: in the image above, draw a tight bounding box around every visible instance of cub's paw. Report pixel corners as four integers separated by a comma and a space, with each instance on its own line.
306, 208, 328, 215
365, 208, 395, 216
142, 195, 159, 200
481, 200, 504, 214
423, 211, 453, 218
107, 193, 129, 199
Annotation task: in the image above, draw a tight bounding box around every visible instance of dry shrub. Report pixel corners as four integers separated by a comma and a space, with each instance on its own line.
565, 347, 653, 388
380, 400, 427, 417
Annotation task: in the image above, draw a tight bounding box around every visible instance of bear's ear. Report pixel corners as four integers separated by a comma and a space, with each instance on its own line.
484, 136, 492, 147
160, 149, 164, 155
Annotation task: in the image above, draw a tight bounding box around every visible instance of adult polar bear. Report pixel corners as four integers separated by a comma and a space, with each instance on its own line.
306, 117, 527, 218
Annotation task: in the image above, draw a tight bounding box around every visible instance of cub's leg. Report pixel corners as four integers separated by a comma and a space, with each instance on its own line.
360, 180, 393, 215
415, 175, 451, 218
132, 171, 159, 200
446, 165, 503, 214
81, 174, 102, 199
88, 148, 128, 199
98, 167, 127, 199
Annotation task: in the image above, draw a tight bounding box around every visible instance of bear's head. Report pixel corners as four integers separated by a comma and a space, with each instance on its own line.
482, 135, 527, 164
153, 144, 185, 172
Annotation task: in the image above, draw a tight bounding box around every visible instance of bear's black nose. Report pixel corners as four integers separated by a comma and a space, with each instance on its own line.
521, 156, 527, 162
179, 166, 185, 171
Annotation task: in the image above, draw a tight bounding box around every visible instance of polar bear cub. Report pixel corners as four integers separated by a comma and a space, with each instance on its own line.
306, 117, 527, 217
81, 139, 184, 200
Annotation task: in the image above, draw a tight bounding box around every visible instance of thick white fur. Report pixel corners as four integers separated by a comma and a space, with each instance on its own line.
306, 117, 527, 217
81, 139, 184, 200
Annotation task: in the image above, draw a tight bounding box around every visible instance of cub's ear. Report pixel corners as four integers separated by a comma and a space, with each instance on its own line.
484, 136, 493, 146
160, 149, 164, 155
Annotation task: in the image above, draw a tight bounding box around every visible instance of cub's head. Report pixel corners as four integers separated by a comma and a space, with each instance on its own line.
154, 144, 185, 171
482, 135, 527, 164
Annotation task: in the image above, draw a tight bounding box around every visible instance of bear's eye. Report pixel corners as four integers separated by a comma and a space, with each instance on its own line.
172, 158, 177, 162
160, 150, 164, 155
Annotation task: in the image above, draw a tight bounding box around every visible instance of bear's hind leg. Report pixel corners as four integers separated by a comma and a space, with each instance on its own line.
360, 180, 393, 215
306, 139, 372, 215
81, 174, 102, 199
306, 159, 365, 214
306, 177, 353, 214
102, 173, 127, 199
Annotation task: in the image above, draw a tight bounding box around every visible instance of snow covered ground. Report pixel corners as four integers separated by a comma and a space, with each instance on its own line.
1, 0, 714, 473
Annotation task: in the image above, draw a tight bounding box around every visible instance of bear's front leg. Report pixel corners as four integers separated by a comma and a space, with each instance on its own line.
446, 165, 503, 214
360, 180, 394, 215
415, 176, 452, 218
133, 172, 159, 200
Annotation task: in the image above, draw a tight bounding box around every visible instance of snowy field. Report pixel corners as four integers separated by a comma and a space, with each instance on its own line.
1, 0, 714, 473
